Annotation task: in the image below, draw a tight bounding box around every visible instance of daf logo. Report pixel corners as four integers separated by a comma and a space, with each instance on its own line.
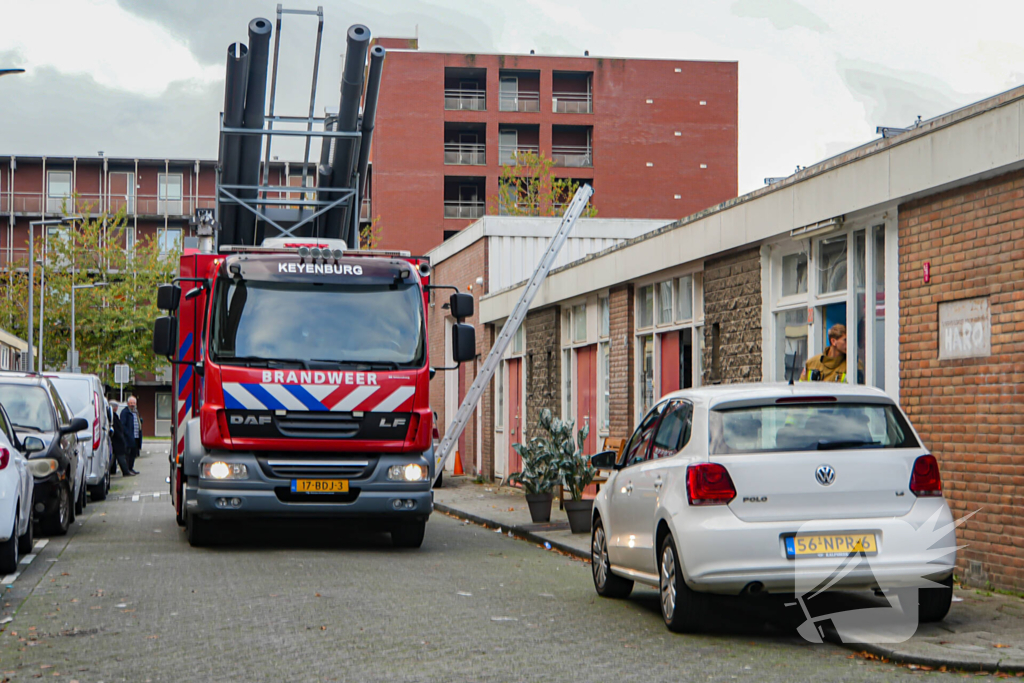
380, 417, 407, 428
815, 464, 836, 487
230, 415, 272, 426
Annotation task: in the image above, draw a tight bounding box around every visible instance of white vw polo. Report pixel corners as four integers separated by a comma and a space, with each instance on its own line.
589, 383, 957, 634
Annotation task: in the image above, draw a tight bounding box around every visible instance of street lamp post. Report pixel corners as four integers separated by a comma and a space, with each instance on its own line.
26, 218, 77, 373
70, 282, 109, 373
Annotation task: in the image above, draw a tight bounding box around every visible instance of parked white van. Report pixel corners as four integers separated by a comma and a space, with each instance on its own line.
45, 373, 111, 503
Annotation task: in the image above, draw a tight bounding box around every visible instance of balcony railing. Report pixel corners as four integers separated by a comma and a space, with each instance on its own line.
552, 145, 593, 168
360, 198, 371, 221
498, 201, 539, 217
444, 200, 485, 220
499, 91, 540, 112
444, 143, 486, 166
552, 92, 592, 114
498, 144, 541, 165
0, 191, 216, 217
444, 89, 486, 111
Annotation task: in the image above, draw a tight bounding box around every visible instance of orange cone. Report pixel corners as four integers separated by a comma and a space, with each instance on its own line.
454, 450, 464, 476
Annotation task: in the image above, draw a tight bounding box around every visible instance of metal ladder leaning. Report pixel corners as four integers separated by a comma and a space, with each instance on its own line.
435, 183, 594, 475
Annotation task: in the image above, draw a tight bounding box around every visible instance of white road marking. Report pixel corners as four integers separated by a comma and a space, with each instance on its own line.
1, 572, 20, 584
131, 495, 140, 502
32, 539, 48, 550
153, 492, 159, 498
18, 554, 35, 565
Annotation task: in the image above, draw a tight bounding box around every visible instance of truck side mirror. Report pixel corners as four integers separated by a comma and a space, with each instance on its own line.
157, 284, 181, 311
449, 292, 474, 320
451, 323, 476, 364
153, 316, 178, 358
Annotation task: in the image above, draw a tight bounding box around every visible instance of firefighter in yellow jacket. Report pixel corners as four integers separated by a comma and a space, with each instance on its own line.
801, 323, 848, 382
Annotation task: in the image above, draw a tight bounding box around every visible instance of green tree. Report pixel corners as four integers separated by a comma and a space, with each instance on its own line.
0, 201, 178, 383
491, 151, 597, 218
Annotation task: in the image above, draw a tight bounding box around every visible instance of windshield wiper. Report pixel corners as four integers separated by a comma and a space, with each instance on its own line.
11, 423, 43, 433
817, 439, 880, 450
218, 356, 309, 370
310, 359, 400, 370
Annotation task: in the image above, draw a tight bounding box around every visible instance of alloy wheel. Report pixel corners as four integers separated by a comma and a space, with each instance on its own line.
592, 525, 608, 588
661, 544, 677, 621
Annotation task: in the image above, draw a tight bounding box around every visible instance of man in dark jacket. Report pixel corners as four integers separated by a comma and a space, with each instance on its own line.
120, 396, 142, 474
108, 401, 135, 476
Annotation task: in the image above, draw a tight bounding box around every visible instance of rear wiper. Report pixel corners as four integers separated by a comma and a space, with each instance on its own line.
219, 356, 309, 370
817, 439, 880, 450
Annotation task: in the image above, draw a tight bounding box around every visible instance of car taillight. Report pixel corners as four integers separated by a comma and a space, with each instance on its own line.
0, 447, 9, 470
909, 454, 942, 497
92, 392, 101, 450
686, 463, 736, 505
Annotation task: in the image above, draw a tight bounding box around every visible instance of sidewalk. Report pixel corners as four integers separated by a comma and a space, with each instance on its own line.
434, 475, 1024, 674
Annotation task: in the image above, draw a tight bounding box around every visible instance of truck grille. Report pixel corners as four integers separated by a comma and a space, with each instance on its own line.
275, 412, 360, 439
258, 456, 376, 480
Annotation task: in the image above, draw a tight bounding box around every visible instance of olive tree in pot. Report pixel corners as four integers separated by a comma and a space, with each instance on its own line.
507, 435, 560, 523
544, 409, 596, 534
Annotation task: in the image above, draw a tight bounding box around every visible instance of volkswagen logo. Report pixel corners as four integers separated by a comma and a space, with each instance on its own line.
815, 464, 836, 487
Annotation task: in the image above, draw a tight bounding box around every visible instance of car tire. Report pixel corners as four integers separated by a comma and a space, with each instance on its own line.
432, 471, 443, 489
0, 512, 20, 575
186, 513, 216, 548
659, 532, 715, 633
72, 483, 83, 518
591, 518, 633, 598
90, 470, 108, 502
42, 482, 71, 537
919, 575, 954, 623
17, 509, 33, 556
391, 520, 426, 548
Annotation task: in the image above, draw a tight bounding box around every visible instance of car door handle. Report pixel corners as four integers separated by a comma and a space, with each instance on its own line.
625, 483, 633, 494
653, 476, 663, 490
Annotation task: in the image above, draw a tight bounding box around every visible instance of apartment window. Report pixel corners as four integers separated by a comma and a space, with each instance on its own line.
511, 323, 525, 356
675, 275, 693, 322
638, 334, 655, 415
637, 285, 654, 329
158, 228, 182, 254
563, 348, 573, 419
782, 252, 808, 297
775, 307, 808, 382
46, 171, 72, 213
817, 235, 847, 295
572, 304, 587, 343
108, 171, 136, 215
158, 173, 183, 215
599, 296, 610, 337
658, 280, 672, 325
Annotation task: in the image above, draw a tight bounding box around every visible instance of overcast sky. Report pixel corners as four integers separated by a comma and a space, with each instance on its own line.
2, 0, 1022, 194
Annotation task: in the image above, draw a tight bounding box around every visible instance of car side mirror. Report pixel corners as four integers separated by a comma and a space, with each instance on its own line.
60, 417, 89, 435
157, 283, 181, 311
153, 316, 178, 358
590, 450, 618, 469
22, 436, 44, 454
449, 292, 474, 320
452, 322, 476, 364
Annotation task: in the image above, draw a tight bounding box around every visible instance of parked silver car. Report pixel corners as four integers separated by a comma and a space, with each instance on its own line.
45, 373, 110, 503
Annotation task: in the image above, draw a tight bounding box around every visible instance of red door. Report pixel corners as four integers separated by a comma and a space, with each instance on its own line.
507, 358, 522, 474
457, 363, 467, 470
660, 331, 680, 397
575, 345, 597, 456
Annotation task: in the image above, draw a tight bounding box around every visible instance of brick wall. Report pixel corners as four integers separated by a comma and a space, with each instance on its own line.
608, 284, 635, 437
898, 170, 1024, 591
523, 306, 561, 439
702, 248, 762, 384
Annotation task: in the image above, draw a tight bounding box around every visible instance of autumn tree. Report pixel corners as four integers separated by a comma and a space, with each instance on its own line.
0, 202, 178, 384
491, 151, 597, 218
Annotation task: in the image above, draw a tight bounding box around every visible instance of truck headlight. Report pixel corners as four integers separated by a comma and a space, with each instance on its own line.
387, 464, 427, 482
28, 459, 58, 478
201, 461, 248, 480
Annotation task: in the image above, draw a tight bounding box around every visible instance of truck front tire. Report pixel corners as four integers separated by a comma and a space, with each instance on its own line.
391, 520, 426, 548
187, 514, 216, 547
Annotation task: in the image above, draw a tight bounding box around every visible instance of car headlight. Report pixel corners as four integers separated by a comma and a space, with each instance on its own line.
387, 463, 428, 482
201, 461, 248, 480
28, 459, 59, 478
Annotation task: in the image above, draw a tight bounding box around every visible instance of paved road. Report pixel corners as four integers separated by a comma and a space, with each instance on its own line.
0, 444, 917, 682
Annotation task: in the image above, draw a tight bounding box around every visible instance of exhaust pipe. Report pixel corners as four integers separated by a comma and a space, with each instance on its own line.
741, 581, 764, 595
217, 42, 249, 246
235, 17, 273, 246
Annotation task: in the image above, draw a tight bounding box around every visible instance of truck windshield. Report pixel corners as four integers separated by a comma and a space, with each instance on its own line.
210, 279, 425, 367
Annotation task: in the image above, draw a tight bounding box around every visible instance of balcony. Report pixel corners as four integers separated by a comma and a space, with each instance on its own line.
444, 142, 486, 166
0, 191, 215, 217
498, 144, 540, 165
499, 91, 540, 113
444, 89, 486, 111
360, 198, 371, 221
552, 145, 593, 168
497, 201, 539, 217
552, 92, 592, 114
444, 201, 485, 220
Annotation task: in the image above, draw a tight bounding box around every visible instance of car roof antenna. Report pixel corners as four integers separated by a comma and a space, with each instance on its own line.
787, 357, 796, 386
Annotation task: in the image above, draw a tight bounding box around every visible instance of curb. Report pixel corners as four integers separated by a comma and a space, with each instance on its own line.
842, 640, 1022, 675
434, 502, 590, 562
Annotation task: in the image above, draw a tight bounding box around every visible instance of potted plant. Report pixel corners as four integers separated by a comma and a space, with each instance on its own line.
508, 435, 560, 523
541, 409, 597, 534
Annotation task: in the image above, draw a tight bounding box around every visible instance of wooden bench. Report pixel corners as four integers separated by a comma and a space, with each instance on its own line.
557, 436, 626, 510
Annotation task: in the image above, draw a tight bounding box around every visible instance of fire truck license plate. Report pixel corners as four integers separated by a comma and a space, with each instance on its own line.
291, 479, 349, 494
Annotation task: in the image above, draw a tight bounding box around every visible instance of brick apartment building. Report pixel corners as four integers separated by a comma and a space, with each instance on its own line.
431, 86, 1024, 593
370, 38, 738, 255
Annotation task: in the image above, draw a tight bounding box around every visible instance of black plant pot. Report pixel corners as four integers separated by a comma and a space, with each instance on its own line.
525, 493, 554, 523
563, 499, 594, 534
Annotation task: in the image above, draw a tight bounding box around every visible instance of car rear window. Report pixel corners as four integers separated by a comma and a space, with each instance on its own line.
48, 378, 91, 415
709, 402, 919, 455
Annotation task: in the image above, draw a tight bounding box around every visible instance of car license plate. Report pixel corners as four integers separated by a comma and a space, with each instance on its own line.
785, 533, 877, 559
290, 479, 349, 494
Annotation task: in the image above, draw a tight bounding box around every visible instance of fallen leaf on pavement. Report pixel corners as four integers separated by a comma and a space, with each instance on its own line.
146, 635, 158, 639
994, 644, 1010, 648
